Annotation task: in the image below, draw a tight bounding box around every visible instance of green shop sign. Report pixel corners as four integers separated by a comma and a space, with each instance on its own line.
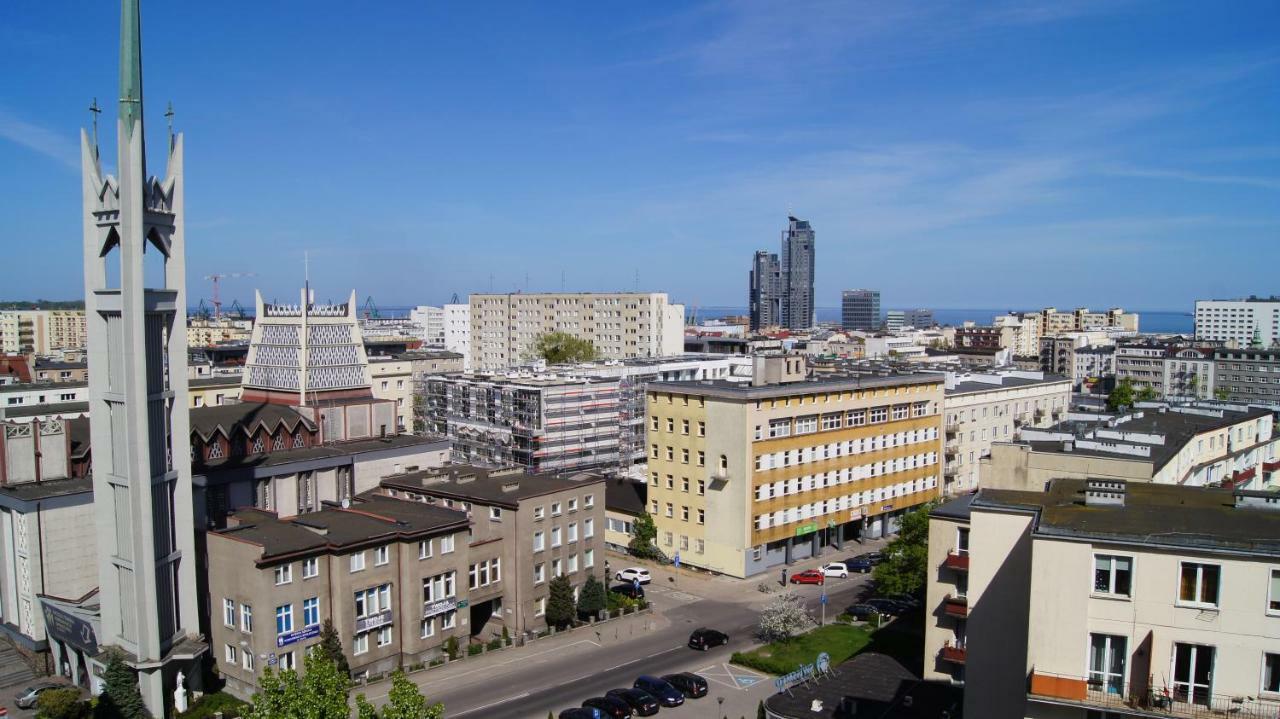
794, 522, 818, 537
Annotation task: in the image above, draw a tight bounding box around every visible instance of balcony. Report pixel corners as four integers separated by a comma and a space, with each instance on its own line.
944, 421, 959, 434
1027, 670, 1280, 719
942, 552, 969, 572
944, 463, 959, 479
942, 594, 968, 618
938, 643, 966, 665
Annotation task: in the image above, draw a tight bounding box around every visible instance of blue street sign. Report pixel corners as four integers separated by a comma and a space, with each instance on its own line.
820, 591, 828, 605
673, 553, 681, 567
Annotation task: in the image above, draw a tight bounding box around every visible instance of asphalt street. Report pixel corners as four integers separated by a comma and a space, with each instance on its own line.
411, 571, 877, 719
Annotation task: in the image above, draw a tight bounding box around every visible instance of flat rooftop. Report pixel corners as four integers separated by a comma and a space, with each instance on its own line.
0, 380, 88, 394
196, 433, 448, 473
653, 371, 943, 401
975, 477, 1280, 557
216, 494, 469, 563
431, 372, 617, 388
946, 373, 1070, 396
381, 464, 605, 509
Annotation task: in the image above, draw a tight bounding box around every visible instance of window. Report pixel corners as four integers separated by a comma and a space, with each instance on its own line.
223, 598, 236, 627
681, 419, 689, 435
681, 506, 689, 521
419, 540, 433, 559
1264, 652, 1280, 694
242, 650, 254, 671
956, 528, 970, 555
1093, 555, 1132, 597
681, 448, 689, 464
423, 571, 456, 601
469, 558, 501, 589
821, 414, 842, 431
795, 415, 818, 434
534, 563, 546, 584
1089, 634, 1127, 695
1172, 643, 1214, 705
224, 644, 237, 665
665, 503, 674, 518
846, 409, 866, 426
666, 418, 674, 432
584, 549, 594, 568
768, 419, 791, 438
275, 604, 293, 635
697, 480, 705, 496
697, 421, 705, 437
534, 505, 545, 520
1178, 563, 1220, 606
350, 552, 366, 572
535, 598, 546, 617
440, 535, 455, 553
421, 618, 436, 639
303, 557, 319, 578
241, 604, 253, 633
353, 633, 369, 655
533, 531, 545, 552
551, 502, 562, 516
354, 584, 392, 619
568, 522, 578, 542
551, 527, 562, 547
869, 407, 888, 423
490, 506, 502, 521
303, 597, 319, 627
377, 626, 392, 647
651, 416, 658, 431
274, 564, 292, 585
584, 494, 594, 509
568, 498, 578, 512
567, 553, 579, 573
697, 509, 705, 525
584, 518, 594, 538
375, 546, 389, 566
697, 450, 705, 467
1269, 569, 1280, 614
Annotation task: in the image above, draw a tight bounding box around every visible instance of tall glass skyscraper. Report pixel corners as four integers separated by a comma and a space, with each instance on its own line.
749, 216, 816, 330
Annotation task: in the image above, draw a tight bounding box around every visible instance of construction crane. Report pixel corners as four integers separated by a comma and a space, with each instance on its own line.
204, 272, 256, 320
194, 298, 212, 320
362, 296, 379, 320
227, 299, 248, 320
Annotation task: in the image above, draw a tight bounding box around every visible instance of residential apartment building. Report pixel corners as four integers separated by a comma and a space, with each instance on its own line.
1196, 296, 1280, 347
925, 478, 1280, 719
645, 356, 944, 578
187, 317, 253, 347
0, 310, 88, 355
443, 304, 471, 369
0, 381, 88, 411
1033, 307, 1139, 335
841, 290, 881, 332
409, 305, 445, 346
1214, 348, 1280, 404
207, 495, 471, 698
1040, 332, 1118, 380
1115, 342, 1170, 395
942, 370, 1071, 494
1072, 345, 1116, 388
1164, 347, 1215, 400
905, 309, 935, 329
378, 465, 607, 640
984, 402, 1279, 490
993, 313, 1042, 357
749, 250, 782, 330
188, 374, 242, 409
370, 356, 416, 433
469, 292, 685, 371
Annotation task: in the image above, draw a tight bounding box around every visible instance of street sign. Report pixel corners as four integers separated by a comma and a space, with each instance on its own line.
673, 552, 681, 568
820, 591, 828, 605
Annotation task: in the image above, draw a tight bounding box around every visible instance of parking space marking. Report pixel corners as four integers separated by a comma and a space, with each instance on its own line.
696, 663, 767, 691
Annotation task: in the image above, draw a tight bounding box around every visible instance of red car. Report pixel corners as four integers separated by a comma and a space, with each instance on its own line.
789, 569, 825, 585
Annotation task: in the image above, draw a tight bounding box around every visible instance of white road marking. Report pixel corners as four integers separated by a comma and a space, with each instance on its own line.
451, 691, 530, 717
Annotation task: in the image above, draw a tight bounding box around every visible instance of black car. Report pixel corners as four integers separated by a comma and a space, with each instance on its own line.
560, 709, 602, 719
583, 696, 633, 719
662, 672, 708, 698
885, 592, 921, 609
611, 583, 646, 600
634, 675, 685, 707
865, 597, 906, 615
605, 688, 660, 717
843, 556, 874, 573
688, 627, 729, 651
845, 603, 880, 620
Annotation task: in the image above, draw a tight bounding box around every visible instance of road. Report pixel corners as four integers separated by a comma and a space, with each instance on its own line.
408, 571, 877, 719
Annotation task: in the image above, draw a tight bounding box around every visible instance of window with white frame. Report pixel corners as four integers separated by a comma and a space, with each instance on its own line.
374, 546, 389, 566
422, 571, 456, 602
1178, 562, 1220, 606
584, 549, 594, 568
303, 597, 319, 627
534, 505, 545, 520
552, 558, 562, 576
1269, 569, 1280, 614
567, 553, 579, 573
223, 598, 236, 627
490, 506, 502, 521
821, 414, 842, 431
241, 604, 253, 632
584, 494, 594, 508
377, 626, 392, 647
242, 650, 254, 671
568, 498, 578, 512
534, 563, 546, 584
795, 415, 818, 434
224, 644, 237, 664
274, 564, 292, 585
533, 531, 545, 552
869, 407, 888, 423
1093, 555, 1132, 597
535, 597, 546, 617
419, 539, 433, 559
768, 418, 792, 438
275, 604, 293, 635
421, 618, 436, 639
551, 502, 562, 516
353, 633, 369, 655
350, 551, 366, 572
441, 610, 457, 629
440, 535, 455, 553
1263, 652, 1280, 694
302, 557, 319, 578
469, 558, 501, 589
551, 527, 562, 547
354, 584, 392, 619
584, 518, 594, 538
568, 522, 578, 542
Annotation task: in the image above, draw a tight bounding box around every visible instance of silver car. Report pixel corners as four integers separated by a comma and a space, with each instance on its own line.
15, 681, 66, 709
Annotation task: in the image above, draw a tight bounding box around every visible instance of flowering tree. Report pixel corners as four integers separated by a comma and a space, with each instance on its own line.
757, 591, 816, 643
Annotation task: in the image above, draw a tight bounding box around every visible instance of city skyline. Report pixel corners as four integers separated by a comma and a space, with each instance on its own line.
2, 2, 1277, 309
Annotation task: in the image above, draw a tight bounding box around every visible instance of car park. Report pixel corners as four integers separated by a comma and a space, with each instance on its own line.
634, 675, 685, 707
843, 556, 874, 573
662, 672, 709, 698
606, 688, 660, 716
789, 569, 825, 585
820, 562, 849, 578
615, 567, 652, 584
15, 682, 65, 710
865, 597, 907, 615
611, 583, 645, 600
688, 627, 729, 651
560, 708, 603, 719
583, 696, 633, 719
845, 603, 881, 620
885, 593, 921, 609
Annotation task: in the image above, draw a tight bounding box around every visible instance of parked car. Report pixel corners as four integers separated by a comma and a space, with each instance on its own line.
615, 567, 652, 584
843, 556, 874, 573
865, 597, 907, 615
15, 682, 65, 710
583, 696, 633, 719
611, 583, 646, 600
662, 672, 708, 698
845, 603, 881, 620
885, 593, 921, 609
634, 675, 685, 707
606, 688, 660, 716
820, 562, 849, 578
688, 627, 729, 651
560, 708, 603, 719
789, 569, 825, 585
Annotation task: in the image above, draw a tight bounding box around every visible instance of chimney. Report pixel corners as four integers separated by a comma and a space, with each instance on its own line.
1084, 478, 1126, 507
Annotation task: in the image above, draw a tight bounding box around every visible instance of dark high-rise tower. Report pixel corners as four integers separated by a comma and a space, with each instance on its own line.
841, 289, 881, 331
780, 216, 815, 329
749, 250, 781, 330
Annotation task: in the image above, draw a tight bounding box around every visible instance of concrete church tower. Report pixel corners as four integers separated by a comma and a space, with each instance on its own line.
81, 0, 203, 713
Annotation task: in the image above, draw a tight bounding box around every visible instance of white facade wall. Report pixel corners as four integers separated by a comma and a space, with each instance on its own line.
1196, 298, 1280, 347
443, 304, 471, 370
410, 305, 445, 346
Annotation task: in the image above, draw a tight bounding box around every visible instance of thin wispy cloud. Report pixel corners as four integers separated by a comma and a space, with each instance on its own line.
1103, 165, 1280, 192
0, 109, 78, 170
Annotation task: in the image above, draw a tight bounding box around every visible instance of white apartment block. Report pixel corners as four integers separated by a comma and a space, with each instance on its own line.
1196, 297, 1280, 348
410, 305, 445, 346
0, 311, 88, 355
993, 313, 1043, 357
1164, 347, 1215, 400
443, 303, 471, 370
469, 292, 685, 371
926, 478, 1280, 719
942, 370, 1071, 494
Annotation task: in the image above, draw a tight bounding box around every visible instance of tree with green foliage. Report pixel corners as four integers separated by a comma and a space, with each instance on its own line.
1106, 378, 1136, 412
531, 332, 599, 364
248, 650, 351, 719
545, 575, 576, 629
577, 574, 607, 619
627, 512, 665, 561
313, 619, 350, 677
36, 687, 89, 719
95, 649, 150, 719
1135, 384, 1159, 402
1214, 387, 1231, 401
443, 636, 459, 660
354, 670, 443, 719
871, 502, 935, 596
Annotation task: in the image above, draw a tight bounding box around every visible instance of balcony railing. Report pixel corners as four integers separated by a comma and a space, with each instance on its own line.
1027, 670, 1280, 719
942, 594, 968, 618
942, 552, 969, 572
938, 643, 967, 665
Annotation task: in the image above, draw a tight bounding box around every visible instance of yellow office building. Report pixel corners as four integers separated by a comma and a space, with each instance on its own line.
645, 357, 944, 578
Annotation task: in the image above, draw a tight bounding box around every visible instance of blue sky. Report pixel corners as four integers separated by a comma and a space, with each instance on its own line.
1, 1, 1277, 312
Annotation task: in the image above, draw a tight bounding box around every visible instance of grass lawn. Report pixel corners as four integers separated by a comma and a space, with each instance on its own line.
730, 623, 873, 675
